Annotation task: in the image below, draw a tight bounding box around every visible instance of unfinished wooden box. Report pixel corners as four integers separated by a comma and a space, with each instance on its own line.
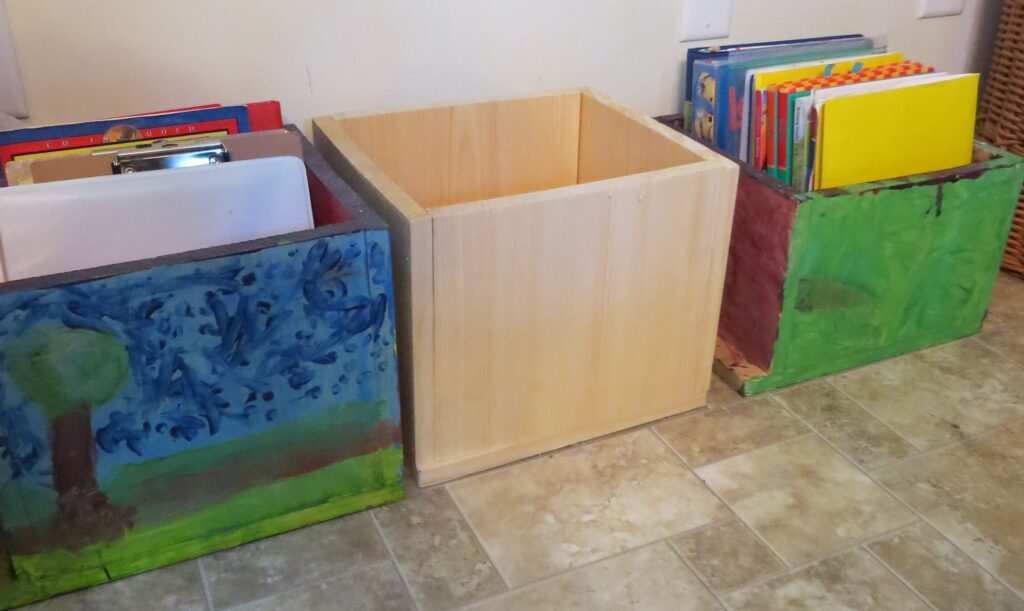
0, 129, 403, 609
315, 90, 738, 485
659, 114, 1024, 396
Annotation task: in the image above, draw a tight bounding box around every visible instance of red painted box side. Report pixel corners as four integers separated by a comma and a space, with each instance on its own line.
716, 170, 798, 370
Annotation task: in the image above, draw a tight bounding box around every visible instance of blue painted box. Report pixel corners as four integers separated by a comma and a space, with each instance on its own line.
0, 128, 403, 608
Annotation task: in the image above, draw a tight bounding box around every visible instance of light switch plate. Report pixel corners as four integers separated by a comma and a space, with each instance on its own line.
917, 0, 965, 18
680, 0, 733, 42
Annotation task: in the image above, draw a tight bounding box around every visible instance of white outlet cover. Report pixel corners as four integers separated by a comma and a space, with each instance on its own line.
917, 0, 965, 18
680, 0, 733, 42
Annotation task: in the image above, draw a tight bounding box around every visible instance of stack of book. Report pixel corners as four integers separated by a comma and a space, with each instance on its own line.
684, 35, 978, 191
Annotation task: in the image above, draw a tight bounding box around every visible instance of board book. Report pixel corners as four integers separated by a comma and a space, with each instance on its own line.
743, 51, 902, 168
689, 36, 872, 153
782, 61, 934, 186
682, 34, 866, 132
811, 73, 978, 189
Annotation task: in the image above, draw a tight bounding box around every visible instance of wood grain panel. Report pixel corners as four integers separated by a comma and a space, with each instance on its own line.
425, 161, 737, 481
316, 90, 739, 484
337, 92, 580, 208
578, 91, 704, 183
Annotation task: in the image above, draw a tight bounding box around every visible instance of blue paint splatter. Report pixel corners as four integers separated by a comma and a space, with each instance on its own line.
0, 233, 400, 485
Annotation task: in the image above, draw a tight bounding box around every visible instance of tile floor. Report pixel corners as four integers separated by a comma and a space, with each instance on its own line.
27, 273, 1024, 610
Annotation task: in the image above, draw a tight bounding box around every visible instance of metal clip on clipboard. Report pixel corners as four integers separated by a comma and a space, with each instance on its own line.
106, 139, 230, 174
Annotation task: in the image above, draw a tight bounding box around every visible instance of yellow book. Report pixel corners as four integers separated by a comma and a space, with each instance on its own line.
813, 73, 978, 190
746, 52, 902, 165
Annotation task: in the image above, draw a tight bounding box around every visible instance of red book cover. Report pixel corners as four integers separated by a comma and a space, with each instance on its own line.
765, 86, 778, 172
0, 101, 283, 185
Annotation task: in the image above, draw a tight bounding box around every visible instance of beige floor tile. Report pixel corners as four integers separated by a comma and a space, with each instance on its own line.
202, 512, 390, 609
831, 340, 1024, 450
874, 420, 1024, 596
979, 273, 1024, 366
723, 548, 929, 610
696, 435, 915, 566
670, 519, 786, 592
447, 429, 729, 586
654, 397, 808, 467
373, 484, 506, 611
232, 561, 414, 611
868, 522, 1022, 611
706, 374, 744, 409
469, 543, 721, 611
774, 380, 917, 469
24, 561, 207, 611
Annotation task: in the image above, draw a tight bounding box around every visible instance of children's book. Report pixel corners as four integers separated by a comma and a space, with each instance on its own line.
811, 73, 978, 190
0, 101, 283, 186
788, 67, 936, 189
691, 36, 873, 154
742, 51, 901, 167
682, 35, 866, 132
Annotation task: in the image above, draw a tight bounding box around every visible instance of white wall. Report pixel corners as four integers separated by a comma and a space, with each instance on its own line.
6, 0, 1003, 133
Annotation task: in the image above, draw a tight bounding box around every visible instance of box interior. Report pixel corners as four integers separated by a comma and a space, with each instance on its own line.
335, 92, 705, 209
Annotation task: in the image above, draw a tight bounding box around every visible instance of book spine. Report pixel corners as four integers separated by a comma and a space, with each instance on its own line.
766, 89, 778, 177
722, 64, 745, 153
246, 101, 284, 131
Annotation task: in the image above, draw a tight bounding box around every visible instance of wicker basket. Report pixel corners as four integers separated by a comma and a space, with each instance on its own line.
978, 0, 1024, 276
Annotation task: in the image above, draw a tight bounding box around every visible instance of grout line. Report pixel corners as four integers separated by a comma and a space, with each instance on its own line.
196, 558, 216, 611
666, 538, 732, 611
217, 561, 402, 611
821, 378, 923, 453
863, 544, 940, 611
823, 338, 1024, 460
442, 414, 685, 489
715, 519, 923, 598
971, 333, 1024, 370
977, 339, 1024, 370
481, 508, 738, 596
443, 484, 513, 591
867, 472, 1024, 603
864, 412, 1024, 475
659, 422, 818, 474
370, 510, 425, 611
649, 426, 793, 570
660, 511, 737, 542
769, 393, 926, 529
807, 385, 1024, 603
454, 539, 694, 611
446, 439, 743, 604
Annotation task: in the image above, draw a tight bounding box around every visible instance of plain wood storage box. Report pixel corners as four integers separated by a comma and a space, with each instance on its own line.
658, 114, 1024, 396
0, 129, 403, 609
314, 90, 739, 485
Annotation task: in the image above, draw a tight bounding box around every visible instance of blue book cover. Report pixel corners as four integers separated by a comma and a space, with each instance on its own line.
690, 59, 723, 144
683, 34, 865, 104
682, 35, 866, 132
713, 38, 874, 155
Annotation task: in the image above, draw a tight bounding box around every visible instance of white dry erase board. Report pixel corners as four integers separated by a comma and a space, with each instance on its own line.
0, 156, 313, 281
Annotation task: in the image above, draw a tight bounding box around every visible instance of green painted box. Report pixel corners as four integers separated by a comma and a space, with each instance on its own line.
659, 114, 1024, 395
